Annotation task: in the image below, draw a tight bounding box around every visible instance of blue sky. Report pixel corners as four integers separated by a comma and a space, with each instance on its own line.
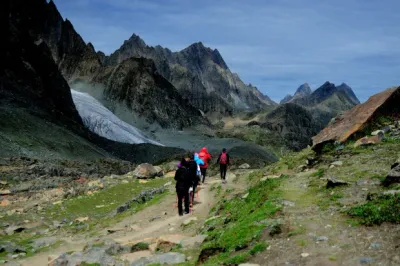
53, 0, 400, 103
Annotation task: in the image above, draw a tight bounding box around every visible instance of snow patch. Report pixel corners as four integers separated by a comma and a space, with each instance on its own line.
71, 89, 162, 146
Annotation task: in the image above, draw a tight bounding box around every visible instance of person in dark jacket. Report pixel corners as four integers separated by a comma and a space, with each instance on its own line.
217, 148, 230, 183
174, 158, 190, 216
186, 154, 199, 205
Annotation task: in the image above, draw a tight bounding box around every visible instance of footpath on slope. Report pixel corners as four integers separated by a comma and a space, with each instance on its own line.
17, 170, 249, 266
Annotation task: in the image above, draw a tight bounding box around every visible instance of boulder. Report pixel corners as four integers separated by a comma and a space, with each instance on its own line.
238, 163, 250, 169
130, 252, 185, 266
354, 134, 383, 148
153, 166, 164, 177
132, 164, 160, 179
395, 120, 400, 128
312, 87, 400, 151
326, 178, 350, 189
383, 164, 400, 186
159, 161, 179, 173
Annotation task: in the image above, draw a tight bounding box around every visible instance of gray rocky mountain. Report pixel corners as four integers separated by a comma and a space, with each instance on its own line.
280, 83, 312, 104
11, 0, 206, 129
1, 0, 186, 162
102, 35, 276, 114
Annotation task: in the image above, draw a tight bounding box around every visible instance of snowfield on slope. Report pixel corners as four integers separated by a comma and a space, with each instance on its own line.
71, 89, 162, 146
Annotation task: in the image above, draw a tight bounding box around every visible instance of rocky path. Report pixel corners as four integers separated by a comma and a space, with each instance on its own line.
16, 173, 239, 266
249, 170, 400, 266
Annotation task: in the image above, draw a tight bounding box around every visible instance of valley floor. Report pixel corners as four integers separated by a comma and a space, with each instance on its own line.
1, 138, 399, 265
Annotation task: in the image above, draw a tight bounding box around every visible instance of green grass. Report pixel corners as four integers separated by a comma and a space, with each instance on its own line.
45, 178, 169, 221
348, 194, 400, 225
249, 242, 268, 255
199, 175, 282, 265
311, 168, 325, 178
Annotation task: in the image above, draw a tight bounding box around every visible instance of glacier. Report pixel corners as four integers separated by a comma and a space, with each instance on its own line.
71, 89, 162, 146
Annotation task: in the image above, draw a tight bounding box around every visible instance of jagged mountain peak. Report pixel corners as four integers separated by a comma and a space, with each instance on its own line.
124, 33, 147, 47
280, 94, 294, 104
294, 83, 312, 97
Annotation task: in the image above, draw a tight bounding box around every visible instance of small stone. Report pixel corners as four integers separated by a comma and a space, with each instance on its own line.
149, 216, 161, 222
239, 264, 260, 266
301, 253, 310, 258
242, 193, 249, 199
239, 163, 250, 169
52, 200, 62, 205
122, 180, 129, 184
316, 236, 328, 241
0, 180, 7, 185
1, 199, 10, 207
371, 130, 384, 136
297, 165, 307, 172
326, 177, 350, 189
369, 242, 381, 249
283, 200, 295, 207
0, 190, 11, 195
95, 205, 105, 208
164, 181, 172, 187
169, 227, 175, 232
331, 161, 343, 166
360, 257, 374, 264
75, 217, 89, 223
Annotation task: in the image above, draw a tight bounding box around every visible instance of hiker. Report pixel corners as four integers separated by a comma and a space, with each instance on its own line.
217, 148, 230, 183
187, 154, 200, 205
174, 158, 190, 216
198, 147, 212, 184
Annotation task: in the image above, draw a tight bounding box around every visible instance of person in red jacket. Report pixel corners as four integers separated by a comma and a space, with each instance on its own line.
198, 147, 212, 184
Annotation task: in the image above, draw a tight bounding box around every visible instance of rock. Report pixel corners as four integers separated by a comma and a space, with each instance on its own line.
149, 216, 161, 222
306, 157, 317, 166
239, 163, 250, 169
297, 165, 307, 172
331, 161, 343, 166
316, 236, 328, 241
354, 134, 383, 147
395, 120, 400, 128
0, 190, 11, 195
181, 235, 207, 249
32, 237, 57, 249
382, 190, 400, 196
5, 226, 25, 236
261, 175, 281, 182
371, 130, 384, 136
239, 264, 260, 266
301, 253, 310, 258
312, 87, 400, 151
148, 243, 157, 254
75, 217, 89, 223
132, 163, 160, 179
121, 251, 152, 263
130, 252, 186, 266
242, 193, 249, 199
0, 180, 7, 185
1, 199, 10, 207
360, 257, 374, 264
383, 164, 400, 186
159, 161, 179, 173
0, 242, 27, 253
52, 247, 116, 266
164, 181, 172, 187
156, 235, 187, 252
383, 126, 392, 133
153, 166, 164, 177
52, 200, 62, 205
283, 200, 295, 207
326, 178, 350, 189
369, 242, 381, 249
183, 217, 198, 226
107, 228, 125, 234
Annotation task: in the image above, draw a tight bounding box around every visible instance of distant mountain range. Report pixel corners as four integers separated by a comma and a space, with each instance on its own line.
256, 82, 361, 150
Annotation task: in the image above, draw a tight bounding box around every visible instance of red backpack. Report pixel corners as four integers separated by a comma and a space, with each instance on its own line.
220, 153, 227, 164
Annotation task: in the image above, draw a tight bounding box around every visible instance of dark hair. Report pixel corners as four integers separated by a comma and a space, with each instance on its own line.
189, 153, 195, 160
222, 148, 227, 152
180, 158, 187, 167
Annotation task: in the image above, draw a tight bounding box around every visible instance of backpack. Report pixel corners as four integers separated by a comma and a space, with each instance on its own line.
220, 153, 228, 164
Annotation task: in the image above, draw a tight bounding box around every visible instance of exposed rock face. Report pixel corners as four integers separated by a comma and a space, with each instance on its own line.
259, 103, 323, 151
103, 36, 276, 114
312, 87, 400, 151
8, 0, 206, 129
280, 83, 312, 104
0, 0, 188, 162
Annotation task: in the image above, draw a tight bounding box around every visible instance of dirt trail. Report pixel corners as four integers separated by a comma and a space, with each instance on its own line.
17, 173, 238, 265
